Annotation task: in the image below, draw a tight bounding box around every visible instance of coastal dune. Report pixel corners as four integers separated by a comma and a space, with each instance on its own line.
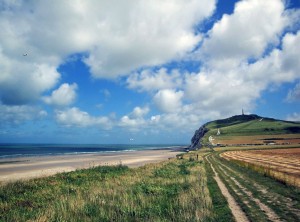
0, 149, 182, 183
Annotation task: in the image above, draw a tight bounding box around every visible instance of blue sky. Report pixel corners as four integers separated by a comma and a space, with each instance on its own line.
0, 0, 300, 144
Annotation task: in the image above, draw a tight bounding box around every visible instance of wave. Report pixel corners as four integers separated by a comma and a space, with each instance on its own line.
0, 144, 187, 159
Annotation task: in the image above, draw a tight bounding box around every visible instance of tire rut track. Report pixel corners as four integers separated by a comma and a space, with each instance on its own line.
217, 154, 300, 219
217, 163, 282, 222
206, 153, 300, 222
205, 155, 250, 222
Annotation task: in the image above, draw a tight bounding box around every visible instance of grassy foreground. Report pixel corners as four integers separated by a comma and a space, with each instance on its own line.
0, 154, 233, 221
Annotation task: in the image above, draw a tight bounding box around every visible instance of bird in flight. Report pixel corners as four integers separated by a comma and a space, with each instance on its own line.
23, 53, 28, 56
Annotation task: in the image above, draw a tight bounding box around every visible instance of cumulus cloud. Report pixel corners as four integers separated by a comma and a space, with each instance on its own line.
119, 116, 146, 130
245, 30, 300, 84
119, 106, 149, 131
286, 83, 300, 102
0, 104, 47, 126
43, 83, 77, 106
286, 112, 300, 122
130, 106, 149, 118
145, 106, 221, 134
181, 31, 300, 118
101, 89, 111, 101
55, 107, 112, 129
184, 71, 258, 115
0, 0, 216, 83
122, 0, 300, 124
118, 105, 209, 134
0, 57, 60, 105
200, 0, 290, 67
178, 0, 300, 120
82, 0, 216, 78
127, 68, 182, 92
153, 89, 184, 113
139, 0, 300, 129
1, 0, 300, 140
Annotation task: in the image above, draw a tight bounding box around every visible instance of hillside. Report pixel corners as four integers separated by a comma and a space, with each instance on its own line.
190, 114, 300, 149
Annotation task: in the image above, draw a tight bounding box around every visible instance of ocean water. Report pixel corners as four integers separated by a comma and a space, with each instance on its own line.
0, 144, 187, 159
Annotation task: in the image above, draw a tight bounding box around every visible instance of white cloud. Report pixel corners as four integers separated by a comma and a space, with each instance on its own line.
181, 29, 300, 119
278, 31, 300, 81
101, 89, 111, 101
119, 106, 149, 131
130, 106, 149, 118
0, 0, 216, 81
0, 0, 216, 109
146, 107, 219, 133
0, 104, 47, 126
121, 0, 300, 133
127, 68, 182, 92
0, 55, 60, 105
184, 71, 258, 115
246, 30, 300, 84
119, 116, 146, 130
178, 0, 300, 122
43, 83, 77, 106
286, 83, 300, 102
153, 89, 184, 113
286, 112, 300, 122
200, 0, 289, 66
82, 0, 215, 78
1, 0, 300, 141
55, 107, 112, 129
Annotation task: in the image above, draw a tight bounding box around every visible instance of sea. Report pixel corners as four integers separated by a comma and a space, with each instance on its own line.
0, 144, 187, 159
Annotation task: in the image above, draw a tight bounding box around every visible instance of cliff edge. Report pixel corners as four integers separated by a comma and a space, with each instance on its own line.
189, 124, 208, 150
189, 114, 300, 150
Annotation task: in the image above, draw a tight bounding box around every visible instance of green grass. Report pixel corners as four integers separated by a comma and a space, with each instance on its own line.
0, 158, 221, 221
210, 120, 298, 137
200, 115, 300, 144
207, 154, 270, 222
208, 152, 300, 221
203, 158, 235, 222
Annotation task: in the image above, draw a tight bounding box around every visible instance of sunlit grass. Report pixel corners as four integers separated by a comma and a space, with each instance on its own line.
0, 157, 218, 221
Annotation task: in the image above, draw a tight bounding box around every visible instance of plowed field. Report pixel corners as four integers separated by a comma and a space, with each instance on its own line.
221, 148, 300, 187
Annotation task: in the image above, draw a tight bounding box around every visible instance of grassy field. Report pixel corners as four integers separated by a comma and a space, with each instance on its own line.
221, 148, 300, 187
0, 153, 234, 221
187, 115, 300, 221
200, 115, 300, 145
206, 115, 299, 135
1, 134, 300, 221
204, 151, 300, 221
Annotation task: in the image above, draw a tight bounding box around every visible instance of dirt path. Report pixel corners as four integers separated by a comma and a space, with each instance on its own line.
216, 156, 300, 219
218, 165, 282, 222
205, 155, 249, 222
207, 151, 300, 221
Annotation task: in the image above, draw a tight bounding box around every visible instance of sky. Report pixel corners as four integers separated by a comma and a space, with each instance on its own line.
0, 0, 300, 144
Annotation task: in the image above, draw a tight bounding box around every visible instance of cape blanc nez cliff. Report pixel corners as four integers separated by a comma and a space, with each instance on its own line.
189, 124, 208, 150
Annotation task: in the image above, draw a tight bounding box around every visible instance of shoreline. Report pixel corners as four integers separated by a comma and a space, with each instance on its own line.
0, 144, 187, 159
0, 148, 184, 183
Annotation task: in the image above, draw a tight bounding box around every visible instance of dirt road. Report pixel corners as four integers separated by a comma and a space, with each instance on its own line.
205, 152, 300, 222
206, 155, 249, 222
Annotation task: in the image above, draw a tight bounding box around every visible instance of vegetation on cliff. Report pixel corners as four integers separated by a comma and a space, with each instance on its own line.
190, 114, 300, 149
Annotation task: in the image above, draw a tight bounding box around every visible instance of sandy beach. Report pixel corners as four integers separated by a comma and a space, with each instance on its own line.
0, 149, 183, 183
